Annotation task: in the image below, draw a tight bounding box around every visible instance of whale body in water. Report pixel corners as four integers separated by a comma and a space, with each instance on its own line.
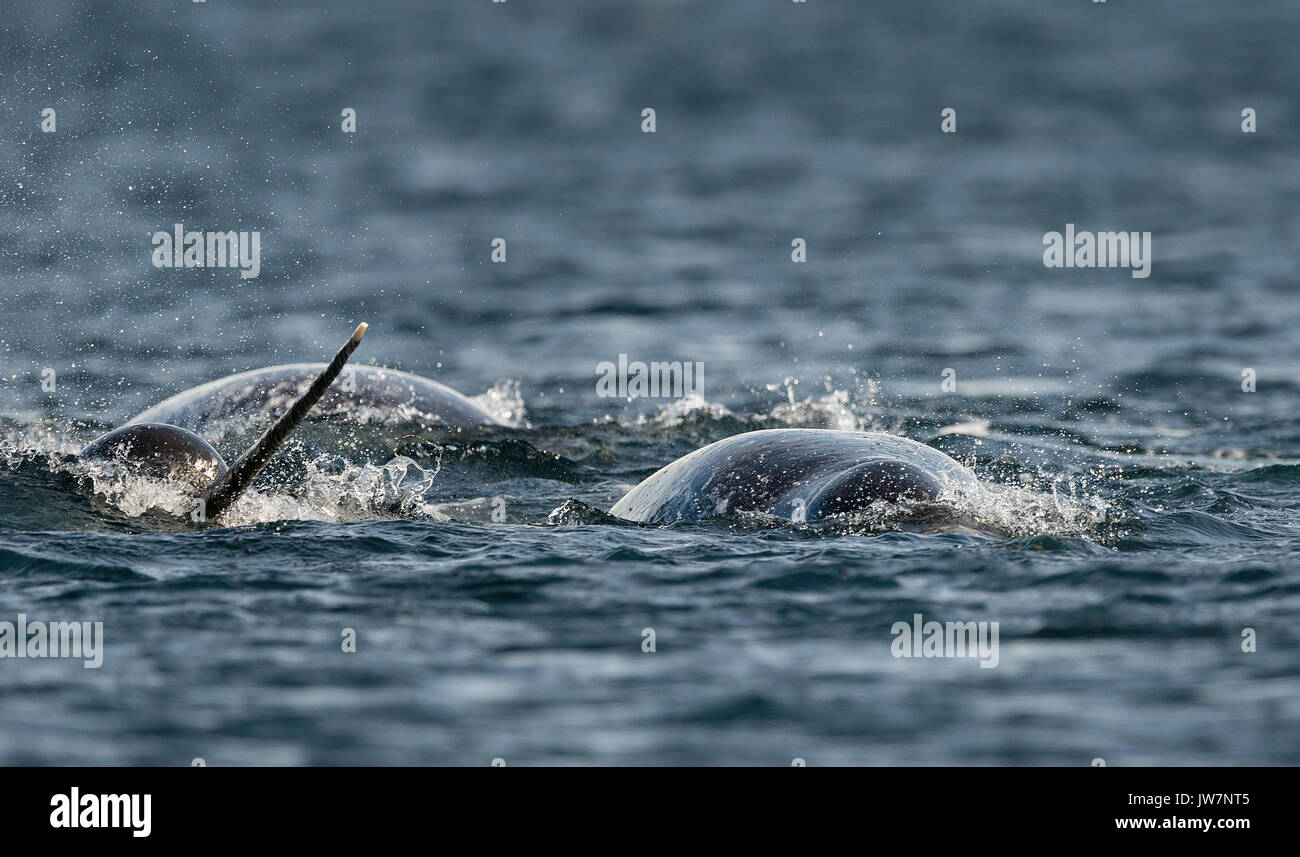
609, 429, 979, 524
126, 363, 502, 437
76, 332, 976, 529
79, 326, 503, 522
78, 324, 379, 521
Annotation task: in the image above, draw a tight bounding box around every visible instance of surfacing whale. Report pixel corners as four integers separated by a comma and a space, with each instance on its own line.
80, 324, 370, 522
126, 363, 501, 437
609, 429, 979, 524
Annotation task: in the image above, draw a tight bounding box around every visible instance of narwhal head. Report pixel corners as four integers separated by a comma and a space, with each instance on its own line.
76, 322, 367, 523
79, 423, 228, 490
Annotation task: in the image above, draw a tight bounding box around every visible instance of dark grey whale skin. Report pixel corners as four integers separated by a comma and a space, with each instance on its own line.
125, 364, 502, 435
78, 423, 228, 485
609, 429, 978, 524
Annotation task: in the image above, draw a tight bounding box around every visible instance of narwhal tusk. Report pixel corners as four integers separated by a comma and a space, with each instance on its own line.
198, 323, 367, 522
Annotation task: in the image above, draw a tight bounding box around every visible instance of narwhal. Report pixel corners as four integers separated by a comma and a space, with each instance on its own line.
126, 360, 500, 439
79, 323, 373, 522
609, 428, 980, 524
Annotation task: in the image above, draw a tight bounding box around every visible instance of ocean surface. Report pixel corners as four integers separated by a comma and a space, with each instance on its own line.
1, 0, 1298, 765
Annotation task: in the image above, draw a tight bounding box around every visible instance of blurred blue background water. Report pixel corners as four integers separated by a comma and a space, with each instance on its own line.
0, 0, 1297, 764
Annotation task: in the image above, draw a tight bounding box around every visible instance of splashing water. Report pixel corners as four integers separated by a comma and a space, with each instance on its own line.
470, 379, 530, 428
